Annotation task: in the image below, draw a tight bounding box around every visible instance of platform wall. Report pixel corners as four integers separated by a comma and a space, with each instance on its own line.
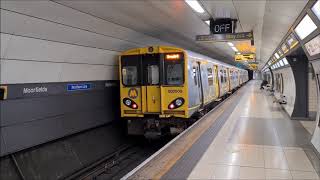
310, 60, 320, 154
273, 67, 296, 116
0, 1, 171, 156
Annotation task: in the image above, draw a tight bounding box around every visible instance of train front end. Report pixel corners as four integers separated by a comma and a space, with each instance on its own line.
119, 46, 189, 137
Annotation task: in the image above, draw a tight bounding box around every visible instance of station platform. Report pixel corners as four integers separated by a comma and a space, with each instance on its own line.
123, 80, 320, 180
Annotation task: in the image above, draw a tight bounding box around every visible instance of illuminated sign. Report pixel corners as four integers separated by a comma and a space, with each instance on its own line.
278, 50, 283, 57
312, 0, 320, 20
305, 35, 320, 56
294, 15, 317, 40
196, 31, 253, 42
248, 63, 258, 70
210, 18, 235, 34
235, 53, 255, 61
286, 33, 299, 49
281, 43, 289, 54
165, 54, 180, 60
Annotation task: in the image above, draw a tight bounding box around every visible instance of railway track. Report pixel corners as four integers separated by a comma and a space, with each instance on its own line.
65, 86, 245, 180
64, 137, 170, 180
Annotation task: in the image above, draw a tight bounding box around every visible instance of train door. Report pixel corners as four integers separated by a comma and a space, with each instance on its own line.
143, 54, 161, 113
227, 68, 231, 92
214, 65, 220, 97
197, 62, 204, 107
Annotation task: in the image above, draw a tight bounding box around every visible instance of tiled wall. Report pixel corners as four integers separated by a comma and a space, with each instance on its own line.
273, 67, 296, 116
0, 1, 172, 84
0, 1, 173, 155
310, 60, 320, 154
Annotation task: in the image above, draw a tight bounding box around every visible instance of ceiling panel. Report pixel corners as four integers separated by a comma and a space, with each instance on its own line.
55, 0, 309, 68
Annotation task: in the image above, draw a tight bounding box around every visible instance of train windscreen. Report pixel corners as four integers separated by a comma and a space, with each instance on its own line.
121, 53, 184, 86
121, 55, 141, 86
164, 53, 184, 85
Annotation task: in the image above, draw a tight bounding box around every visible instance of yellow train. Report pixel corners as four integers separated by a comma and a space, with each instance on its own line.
119, 46, 248, 137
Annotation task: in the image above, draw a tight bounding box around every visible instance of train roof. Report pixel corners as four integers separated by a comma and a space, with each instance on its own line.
185, 50, 243, 70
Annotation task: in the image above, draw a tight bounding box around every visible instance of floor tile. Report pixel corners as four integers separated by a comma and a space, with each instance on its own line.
203, 145, 241, 166
239, 167, 265, 179
284, 149, 315, 171
291, 171, 319, 179
211, 164, 240, 179
264, 148, 289, 169
187, 163, 214, 179
240, 146, 265, 167
265, 169, 292, 179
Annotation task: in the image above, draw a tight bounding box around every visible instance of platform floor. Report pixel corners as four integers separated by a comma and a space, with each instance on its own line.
164, 81, 320, 179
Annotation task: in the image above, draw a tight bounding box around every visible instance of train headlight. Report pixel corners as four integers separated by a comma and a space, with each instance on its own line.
125, 99, 132, 106
168, 97, 184, 109
175, 99, 183, 106
123, 98, 138, 109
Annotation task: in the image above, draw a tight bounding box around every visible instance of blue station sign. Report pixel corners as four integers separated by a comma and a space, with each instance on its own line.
67, 83, 92, 91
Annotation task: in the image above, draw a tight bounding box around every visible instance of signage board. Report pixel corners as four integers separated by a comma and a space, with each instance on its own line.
210, 18, 235, 34
305, 34, 320, 56
196, 31, 253, 42
235, 53, 255, 61
281, 43, 289, 54
286, 33, 299, 49
67, 83, 92, 91
248, 63, 258, 70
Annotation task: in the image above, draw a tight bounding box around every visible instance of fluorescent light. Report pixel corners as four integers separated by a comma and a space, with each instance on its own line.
275, 53, 280, 59
231, 46, 238, 52
282, 57, 289, 65
185, 0, 205, 13
294, 15, 317, 40
205, 20, 210, 25
236, 52, 241, 55
279, 60, 284, 66
227, 42, 234, 47
312, 0, 320, 20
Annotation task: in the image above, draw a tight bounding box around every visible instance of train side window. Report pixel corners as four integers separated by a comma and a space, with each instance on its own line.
220, 70, 224, 83
193, 66, 197, 85
224, 70, 227, 82
207, 67, 213, 86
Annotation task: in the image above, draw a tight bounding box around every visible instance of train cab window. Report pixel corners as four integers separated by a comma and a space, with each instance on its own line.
207, 67, 213, 86
147, 65, 159, 85
142, 54, 160, 85
164, 53, 184, 85
122, 66, 138, 85
121, 55, 141, 86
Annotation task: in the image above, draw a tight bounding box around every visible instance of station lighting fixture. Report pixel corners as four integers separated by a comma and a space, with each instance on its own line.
312, 0, 320, 20
185, 0, 205, 13
279, 60, 284, 66
275, 52, 280, 59
227, 42, 234, 47
236, 52, 241, 55
231, 46, 239, 52
282, 57, 289, 65
205, 20, 210, 25
294, 15, 317, 40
